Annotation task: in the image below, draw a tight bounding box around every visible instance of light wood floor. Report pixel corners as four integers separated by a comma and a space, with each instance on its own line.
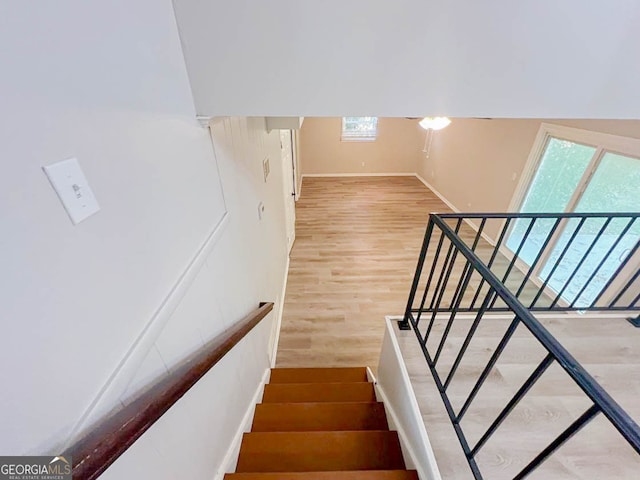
276, 176, 448, 368
275, 176, 640, 478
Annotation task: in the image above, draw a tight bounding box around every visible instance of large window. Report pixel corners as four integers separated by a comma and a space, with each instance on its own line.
341, 117, 378, 141
507, 124, 640, 306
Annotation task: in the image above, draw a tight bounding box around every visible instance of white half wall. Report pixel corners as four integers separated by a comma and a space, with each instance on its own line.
173, 0, 640, 118
377, 318, 442, 480
0, 2, 290, 472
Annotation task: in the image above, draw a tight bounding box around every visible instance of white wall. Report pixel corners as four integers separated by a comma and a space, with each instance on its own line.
0, 3, 289, 474
173, 0, 640, 118
86, 116, 288, 478
300, 118, 422, 175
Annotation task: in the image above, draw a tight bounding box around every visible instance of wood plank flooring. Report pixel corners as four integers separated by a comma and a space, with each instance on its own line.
276, 176, 448, 368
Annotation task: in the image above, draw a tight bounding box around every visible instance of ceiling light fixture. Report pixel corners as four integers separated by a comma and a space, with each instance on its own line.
419, 117, 451, 158
419, 116, 451, 131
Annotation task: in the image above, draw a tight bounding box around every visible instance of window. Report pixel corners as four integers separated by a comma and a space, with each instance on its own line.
341, 117, 378, 141
506, 123, 640, 306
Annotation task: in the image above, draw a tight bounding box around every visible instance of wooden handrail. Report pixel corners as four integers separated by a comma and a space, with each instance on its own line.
68, 302, 274, 480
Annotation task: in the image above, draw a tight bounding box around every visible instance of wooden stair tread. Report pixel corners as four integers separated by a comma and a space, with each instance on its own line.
270, 367, 368, 384
236, 431, 405, 472
225, 471, 419, 480
252, 402, 388, 432
262, 382, 375, 403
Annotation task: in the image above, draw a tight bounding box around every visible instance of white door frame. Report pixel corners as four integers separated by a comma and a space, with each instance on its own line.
280, 130, 296, 253
291, 130, 301, 201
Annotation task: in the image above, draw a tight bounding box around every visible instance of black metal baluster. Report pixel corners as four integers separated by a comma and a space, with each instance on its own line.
549, 218, 612, 308
607, 267, 640, 309
515, 218, 562, 298
570, 217, 636, 308
449, 261, 471, 313
433, 224, 487, 365
529, 218, 587, 309
443, 288, 497, 391
488, 218, 537, 309
457, 316, 521, 421
593, 237, 640, 309
448, 223, 488, 308
470, 354, 554, 456
428, 219, 463, 310
405, 220, 438, 329
453, 219, 486, 311
424, 248, 460, 343
433, 262, 474, 366
470, 218, 512, 310
411, 325, 484, 479
630, 292, 640, 309
424, 220, 463, 342
471, 218, 487, 253
513, 405, 600, 480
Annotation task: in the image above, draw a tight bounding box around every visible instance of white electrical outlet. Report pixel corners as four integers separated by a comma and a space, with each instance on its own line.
43, 158, 100, 224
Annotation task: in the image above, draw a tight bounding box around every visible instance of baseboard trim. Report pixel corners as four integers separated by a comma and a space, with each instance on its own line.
270, 255, 290, 367
213, 367, 271, 480
414, 173, 498, 247
414, 173, 459, 214
65, 212, 231, 449
302, 172, 416, 178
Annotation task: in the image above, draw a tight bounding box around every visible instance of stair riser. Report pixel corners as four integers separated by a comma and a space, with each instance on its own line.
270, 367, 368, 384
262, 383, 376, 403
252, 403, 388, 432
236, 431, 405, 472
225, 472, 419, 480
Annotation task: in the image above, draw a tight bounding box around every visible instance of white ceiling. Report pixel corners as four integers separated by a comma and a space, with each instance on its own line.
173, 0, 640, 119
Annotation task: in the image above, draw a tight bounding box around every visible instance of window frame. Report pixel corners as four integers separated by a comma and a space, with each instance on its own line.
505, 122, 640, 307
509, 123, 640, 213
341, 117, 379, 142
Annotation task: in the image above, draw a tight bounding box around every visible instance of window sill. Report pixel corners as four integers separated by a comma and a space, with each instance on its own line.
341, 137, 377, 142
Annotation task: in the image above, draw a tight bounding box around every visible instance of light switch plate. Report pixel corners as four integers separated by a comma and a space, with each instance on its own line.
43, 158, 100, 224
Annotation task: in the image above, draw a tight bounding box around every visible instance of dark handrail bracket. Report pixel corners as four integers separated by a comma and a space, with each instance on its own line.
68, 302, 274, 480
403, 212, 640, 479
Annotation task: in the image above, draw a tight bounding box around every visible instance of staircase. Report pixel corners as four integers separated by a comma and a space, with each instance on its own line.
225, 367, 418, 480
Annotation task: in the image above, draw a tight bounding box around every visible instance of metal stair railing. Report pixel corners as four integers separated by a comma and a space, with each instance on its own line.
400, 212, 640, 479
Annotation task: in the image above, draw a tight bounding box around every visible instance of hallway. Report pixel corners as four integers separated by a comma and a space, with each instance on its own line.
276, 176, 450, 368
